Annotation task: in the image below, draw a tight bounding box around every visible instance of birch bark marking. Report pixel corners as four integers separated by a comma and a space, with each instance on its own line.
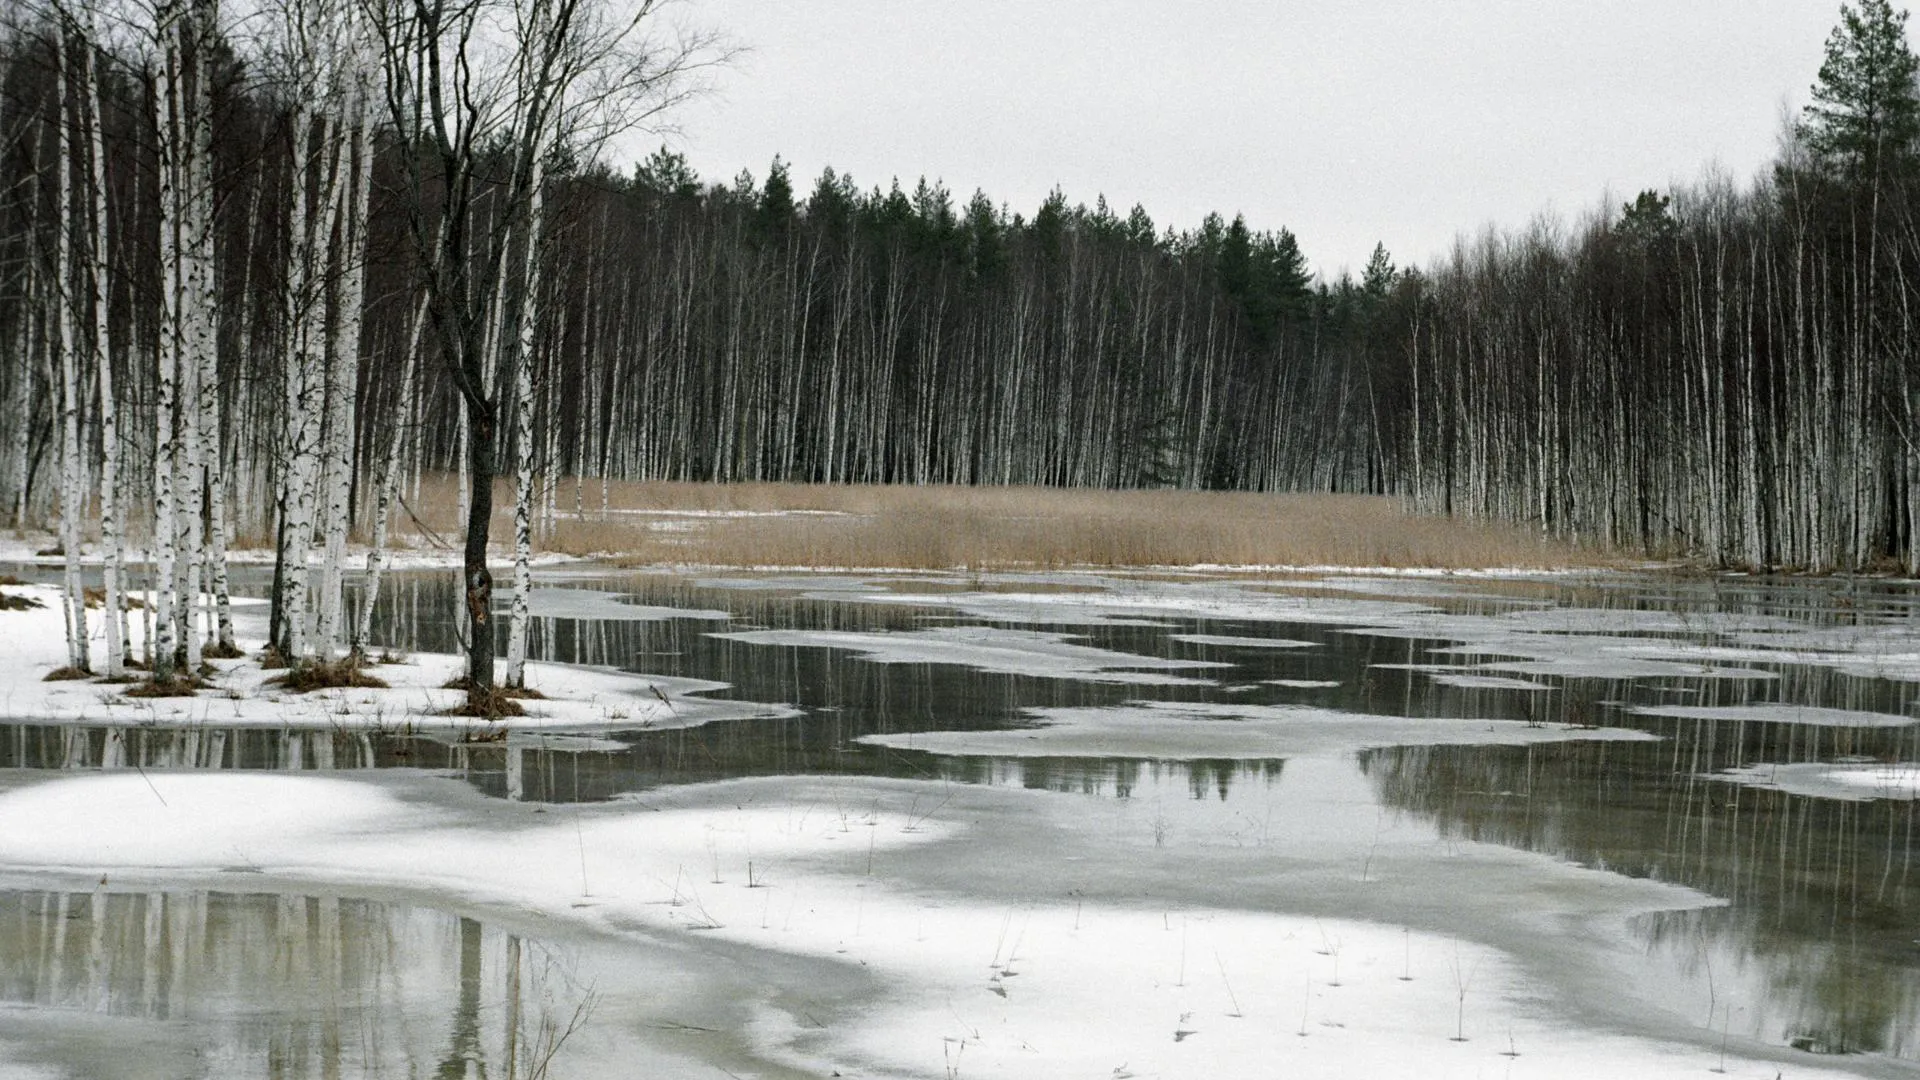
316, 101, 373, 658
353, 289, 428, 658
82, 16, 123, 677
150, 0, 184, 682
188, 0, 235, 657
504, 116, 550, 689
53, 26, 90, 673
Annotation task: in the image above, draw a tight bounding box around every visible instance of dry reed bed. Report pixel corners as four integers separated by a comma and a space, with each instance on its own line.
389, 477, 1604, 571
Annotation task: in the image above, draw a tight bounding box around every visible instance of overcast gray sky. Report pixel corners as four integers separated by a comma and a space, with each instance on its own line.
667, 1, 1840, 279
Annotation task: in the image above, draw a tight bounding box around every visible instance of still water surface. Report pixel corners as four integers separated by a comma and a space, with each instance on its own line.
4, 567, 1920, 1073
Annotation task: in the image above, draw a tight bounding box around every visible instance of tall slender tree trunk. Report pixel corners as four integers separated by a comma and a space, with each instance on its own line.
53, 30, 91, 674
150, 0, 184, 683
504, 130, 550, 690
83, 22, 123, 678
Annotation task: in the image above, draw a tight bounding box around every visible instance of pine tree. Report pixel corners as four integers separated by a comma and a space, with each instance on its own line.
1799, 0, 1920, 177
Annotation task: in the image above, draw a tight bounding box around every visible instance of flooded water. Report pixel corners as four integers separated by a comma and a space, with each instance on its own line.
5, 566, 1920, 1075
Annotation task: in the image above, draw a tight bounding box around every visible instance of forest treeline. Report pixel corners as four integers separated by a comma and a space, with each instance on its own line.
1, 0, 1918, 698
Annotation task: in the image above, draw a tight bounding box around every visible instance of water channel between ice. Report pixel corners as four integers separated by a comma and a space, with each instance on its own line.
2, 566, 1920, 1078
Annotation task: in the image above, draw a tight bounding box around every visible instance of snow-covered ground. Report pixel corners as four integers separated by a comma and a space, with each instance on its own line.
0, 583, 791, 733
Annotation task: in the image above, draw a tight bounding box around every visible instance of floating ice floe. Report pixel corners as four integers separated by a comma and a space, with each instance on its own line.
1630, 703, 1917, 729
1168, 633, 1318, 649
1706, 762, 1920, 801
1427, 673, 1556, 691
860, 701, 1654, 760
713, 625, 1224, 685
523, 586, 732, 622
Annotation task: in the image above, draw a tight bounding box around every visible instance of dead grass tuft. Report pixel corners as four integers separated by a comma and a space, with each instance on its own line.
267, 658, 390, 693
42, 665, 90, 682
124, 675, 209, 697
438, 678, 527, 719
80, 587, 145, 610
0, 590, 43, 611
202, 640, 247, 660
259, 645, 290, 670
0, 573, 26, 586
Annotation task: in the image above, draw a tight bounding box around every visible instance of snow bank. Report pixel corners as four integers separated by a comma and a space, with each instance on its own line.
0, 584, 792, 733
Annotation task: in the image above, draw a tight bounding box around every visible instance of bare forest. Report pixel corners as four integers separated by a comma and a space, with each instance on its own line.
3, 0, 1919, 707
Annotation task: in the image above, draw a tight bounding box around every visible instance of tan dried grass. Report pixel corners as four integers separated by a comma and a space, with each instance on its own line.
391, 475, 1609, 571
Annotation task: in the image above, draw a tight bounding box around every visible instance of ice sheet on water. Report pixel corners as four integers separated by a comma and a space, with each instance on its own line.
712, 626, 1224, 685
524, 587, 732, 622
1707, 761, 1920, 801
1631, 703, 1916, 728
860, 700, 1653, 760
1167, 632, 1317, 648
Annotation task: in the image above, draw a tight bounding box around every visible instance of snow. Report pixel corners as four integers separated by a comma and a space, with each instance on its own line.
1169, 632, 1318, 648
1427, 673, 1556, 691
793, 578, 1436, 627
861, 701, 1655, 760
0, 584, 792, 733
714, 625, 1226, 685
522, 586, 731, 622
0, 769, 1868, 1080
0, 534, 574, 572
1629, 703, 1918, 729
1707, 761, 1920, 801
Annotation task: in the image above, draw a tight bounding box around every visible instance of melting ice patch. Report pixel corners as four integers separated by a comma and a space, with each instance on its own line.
1427, 673, 1556, 691
801, 580, 1434, 628
860, 701, 1654, 760
712, 626, 1225, 685
522, 587, 732, 622
1167, 633, 1317, 649
1630, 703, 1917, 728
1706, 762, 1920, 801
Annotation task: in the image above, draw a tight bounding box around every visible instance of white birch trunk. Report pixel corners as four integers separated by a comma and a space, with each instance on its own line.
176, 51, 208, 674
353, 289, 428, 657
277, 108, 337, 663
504, 136, 549, 690
84, 22, 122, 677
315, 106, 372, 660
150, 2, 184, 682
187, 0, 234, 657
53, 33, 90, 673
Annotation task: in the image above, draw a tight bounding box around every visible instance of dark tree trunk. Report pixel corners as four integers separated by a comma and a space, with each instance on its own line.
463, 400, 496, 704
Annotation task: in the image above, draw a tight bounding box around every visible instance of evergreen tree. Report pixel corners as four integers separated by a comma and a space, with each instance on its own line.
1617, 189, 1677, 244
636, 145, 701, 198
1799, 0, 1920, 177
752, 155, 796, 241
1361, 242, 1397, 299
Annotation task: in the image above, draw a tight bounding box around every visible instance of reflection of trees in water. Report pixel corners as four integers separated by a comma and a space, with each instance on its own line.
1361, 713, 1920, 1058
0, 890, 590, 1078
1634, 905, 1918, 1057
928, 755, 1285, 801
